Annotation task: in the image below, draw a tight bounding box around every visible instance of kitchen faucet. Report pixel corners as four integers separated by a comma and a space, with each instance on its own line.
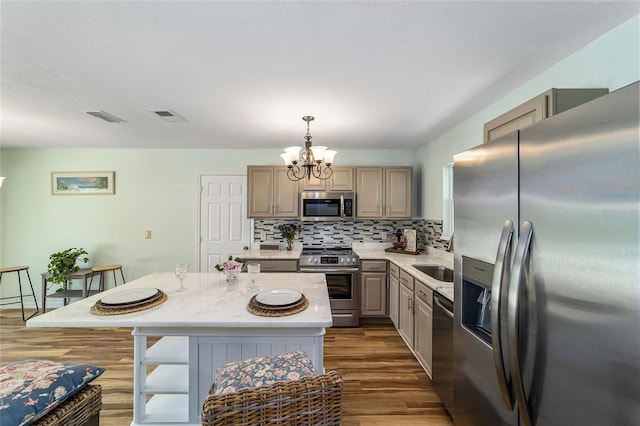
446, 233, 454, 252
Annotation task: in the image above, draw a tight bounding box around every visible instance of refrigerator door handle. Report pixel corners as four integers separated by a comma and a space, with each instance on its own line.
508, 221, 534, 426
491, 220, 515, 410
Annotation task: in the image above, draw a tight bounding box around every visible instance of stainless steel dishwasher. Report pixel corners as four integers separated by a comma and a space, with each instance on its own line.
432, 291, 454, 417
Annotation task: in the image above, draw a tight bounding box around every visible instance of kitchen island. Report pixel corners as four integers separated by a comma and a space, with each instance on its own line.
28, 272, 332, 426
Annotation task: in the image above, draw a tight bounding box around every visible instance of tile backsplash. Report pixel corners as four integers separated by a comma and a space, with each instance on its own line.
254, 219, 446, 249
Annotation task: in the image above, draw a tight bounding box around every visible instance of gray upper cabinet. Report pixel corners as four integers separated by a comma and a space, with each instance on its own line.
247, 166, 299, 218
483, 88, 608, 143
301, 166, 354, 191
356, 167, 412, 219
385, 167, 412, 219
355, 168, 384, 217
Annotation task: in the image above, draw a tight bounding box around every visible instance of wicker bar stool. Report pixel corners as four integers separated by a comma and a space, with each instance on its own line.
87, 264, 125, 293
201, 351, 343, 425
0, 266, 39, 321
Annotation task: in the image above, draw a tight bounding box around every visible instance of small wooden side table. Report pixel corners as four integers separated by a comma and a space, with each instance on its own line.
41, 268, 99, 312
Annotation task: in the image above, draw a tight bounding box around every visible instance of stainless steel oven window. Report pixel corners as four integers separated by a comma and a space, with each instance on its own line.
325, 273, 353, 300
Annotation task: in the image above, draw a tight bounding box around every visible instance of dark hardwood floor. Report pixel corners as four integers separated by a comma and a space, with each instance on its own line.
0, 309, 452, 425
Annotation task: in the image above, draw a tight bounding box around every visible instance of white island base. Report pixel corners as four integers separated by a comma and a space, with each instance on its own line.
133, 328, 325, 425
27, 272, 332, 426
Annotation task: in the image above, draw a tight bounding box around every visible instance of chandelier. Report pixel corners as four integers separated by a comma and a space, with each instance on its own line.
280, 116, 337, 181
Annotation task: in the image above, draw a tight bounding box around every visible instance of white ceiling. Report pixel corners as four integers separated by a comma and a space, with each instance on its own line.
1, 1, 638, 151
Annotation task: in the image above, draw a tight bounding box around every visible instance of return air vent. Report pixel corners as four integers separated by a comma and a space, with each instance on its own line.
86, 110, 126, 123
151, 109, 187, 122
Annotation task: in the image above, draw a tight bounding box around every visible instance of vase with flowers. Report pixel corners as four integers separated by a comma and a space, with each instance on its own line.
215, 256, 246, 282
278, 223, 300, 251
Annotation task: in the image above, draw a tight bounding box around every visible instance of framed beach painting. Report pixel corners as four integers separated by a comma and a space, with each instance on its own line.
51, 171, 115, 195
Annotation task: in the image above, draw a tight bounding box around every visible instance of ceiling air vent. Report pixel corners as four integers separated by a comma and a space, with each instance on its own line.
86, 110, 126, 123
151, 109, 187, 122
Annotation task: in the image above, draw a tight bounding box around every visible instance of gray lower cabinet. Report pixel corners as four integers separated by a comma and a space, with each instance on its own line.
390, 262, 434, 377
413, 280, 433, 375
398, 270, 414, 347
360, 260, 388, 317
243, 259, 298, 272
389, 263, 400, 327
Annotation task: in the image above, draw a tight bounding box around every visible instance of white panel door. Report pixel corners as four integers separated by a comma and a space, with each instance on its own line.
199, 175, 252, 272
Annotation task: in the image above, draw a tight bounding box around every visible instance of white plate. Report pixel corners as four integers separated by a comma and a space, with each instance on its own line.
255, 289, 302, 306
100, 288, 159, 305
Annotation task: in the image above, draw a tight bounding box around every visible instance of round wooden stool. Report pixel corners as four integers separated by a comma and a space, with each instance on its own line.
88, 264, 125, 293
0, 266, 39, 321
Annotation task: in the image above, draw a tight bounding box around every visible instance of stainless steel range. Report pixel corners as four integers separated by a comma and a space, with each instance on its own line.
299, 247, 360, 327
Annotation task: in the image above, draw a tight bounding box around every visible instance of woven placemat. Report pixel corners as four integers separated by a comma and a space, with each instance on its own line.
247, 294, 309, 317
90, 291, 168, 316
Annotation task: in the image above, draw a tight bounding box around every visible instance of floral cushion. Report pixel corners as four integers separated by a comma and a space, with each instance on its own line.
0, 360, 104, 426
213, 351, 317, 395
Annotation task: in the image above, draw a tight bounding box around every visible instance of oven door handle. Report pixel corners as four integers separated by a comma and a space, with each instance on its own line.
299, 267, 358, 273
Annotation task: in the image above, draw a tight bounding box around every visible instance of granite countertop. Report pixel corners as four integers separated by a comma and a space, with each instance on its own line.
239, 243, 455, 301
353, 243, 454, 302
27, 272, 332, 329
243, 248, 302, 259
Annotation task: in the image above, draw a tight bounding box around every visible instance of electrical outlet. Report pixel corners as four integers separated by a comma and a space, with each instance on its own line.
260, 231, 267, 240
145, 230, 152, 239
381, 232, 387, 240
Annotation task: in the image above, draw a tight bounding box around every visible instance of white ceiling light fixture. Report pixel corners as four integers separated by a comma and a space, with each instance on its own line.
281, 116, 337, 181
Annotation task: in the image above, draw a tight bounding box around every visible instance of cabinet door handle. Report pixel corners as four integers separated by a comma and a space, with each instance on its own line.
408, 296, 412, 311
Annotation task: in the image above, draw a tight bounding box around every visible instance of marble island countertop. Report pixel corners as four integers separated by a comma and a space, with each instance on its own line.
28, 272, 332, 329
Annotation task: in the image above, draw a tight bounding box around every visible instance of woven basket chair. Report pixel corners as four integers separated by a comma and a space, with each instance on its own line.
201, 371, 343, 425
33, 384, 102, 426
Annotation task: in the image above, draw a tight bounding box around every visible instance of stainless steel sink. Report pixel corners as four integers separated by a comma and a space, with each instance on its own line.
412, 264, 454, 282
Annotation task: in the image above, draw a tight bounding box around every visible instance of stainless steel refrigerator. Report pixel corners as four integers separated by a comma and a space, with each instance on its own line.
452, 81, 639, 426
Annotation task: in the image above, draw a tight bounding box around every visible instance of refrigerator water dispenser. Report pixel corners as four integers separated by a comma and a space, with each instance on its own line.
461, 256, 495, 345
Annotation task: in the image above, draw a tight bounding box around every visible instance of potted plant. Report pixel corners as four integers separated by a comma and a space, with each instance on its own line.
47, 248, 89, 292
278, 224, 300, 251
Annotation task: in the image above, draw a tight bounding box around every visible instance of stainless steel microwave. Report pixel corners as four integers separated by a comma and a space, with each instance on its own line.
300, 191, 355, 222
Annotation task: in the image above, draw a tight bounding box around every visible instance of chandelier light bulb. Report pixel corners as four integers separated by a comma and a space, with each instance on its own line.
323, 150, 337, 165
310, 145, 327, 163
280, 153, 293, 167
284, 146, 302, 164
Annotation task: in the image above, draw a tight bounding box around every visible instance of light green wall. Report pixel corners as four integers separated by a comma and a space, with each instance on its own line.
0, 148, 415, 301
418, 15, 640, 219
